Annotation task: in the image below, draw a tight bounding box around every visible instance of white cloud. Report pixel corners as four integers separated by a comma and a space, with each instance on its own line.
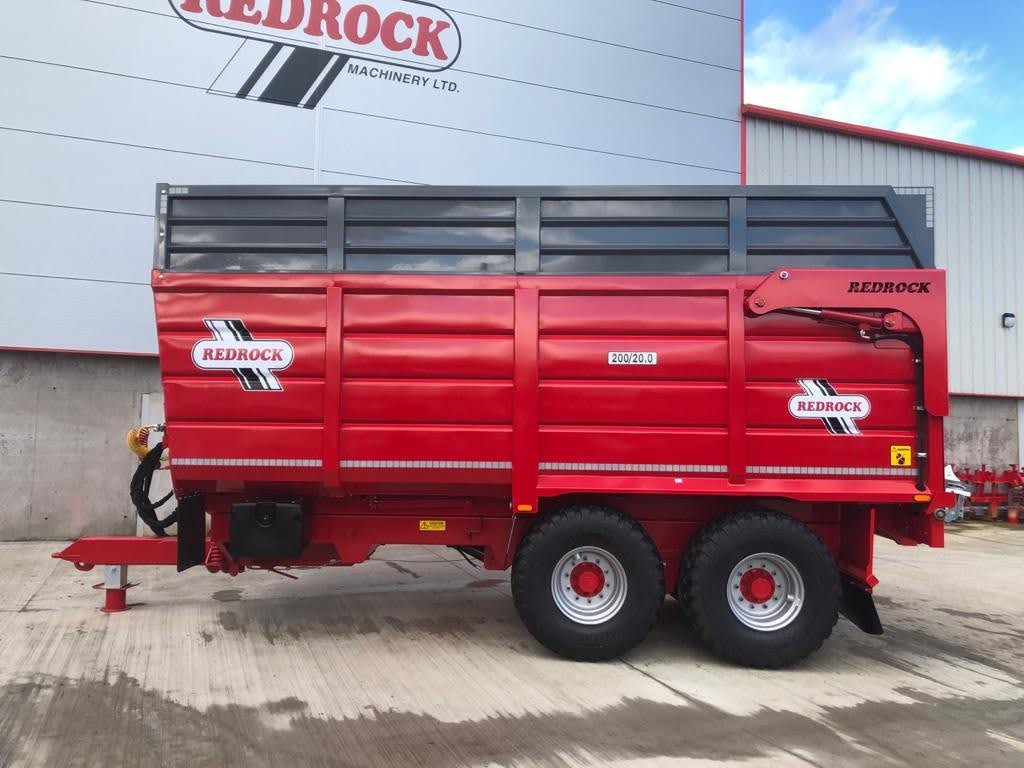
1008, 146, 1024, 155
746, 0, 983, 142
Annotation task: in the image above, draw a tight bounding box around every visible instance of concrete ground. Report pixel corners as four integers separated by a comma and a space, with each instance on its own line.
0, 524, 1022, 768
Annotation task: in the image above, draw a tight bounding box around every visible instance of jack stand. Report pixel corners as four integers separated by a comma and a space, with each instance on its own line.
92, 565, 138, 613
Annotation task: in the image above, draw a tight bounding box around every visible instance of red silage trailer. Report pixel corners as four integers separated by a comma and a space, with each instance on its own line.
55, 185, 953, 667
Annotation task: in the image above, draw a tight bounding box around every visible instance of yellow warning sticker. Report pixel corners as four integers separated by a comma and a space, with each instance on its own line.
890, 445, 913, 467
419, 520, 446, 532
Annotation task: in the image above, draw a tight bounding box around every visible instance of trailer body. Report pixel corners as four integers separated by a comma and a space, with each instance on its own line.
56, 185, 950, 665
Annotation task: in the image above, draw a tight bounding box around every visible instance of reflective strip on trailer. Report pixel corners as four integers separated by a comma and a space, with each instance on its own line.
340, 460, 513, 469
746, 466, 916, 476
171, 459, 913, 476
172, 458, 322, 467
540, 463, 727, 473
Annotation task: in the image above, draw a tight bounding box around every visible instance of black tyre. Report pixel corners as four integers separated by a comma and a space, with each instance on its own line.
681, 510, 840, 668
512, 505, 664, 661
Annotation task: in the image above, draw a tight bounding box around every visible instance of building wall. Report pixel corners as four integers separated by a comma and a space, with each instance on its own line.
946, 396, 1019, 469
0, 0, 741, 356
0, 351, 160, 540
746, 114, 1024, 398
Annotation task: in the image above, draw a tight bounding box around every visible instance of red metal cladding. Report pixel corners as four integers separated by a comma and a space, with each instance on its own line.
343, 335, 514, 379
340, 424, 513, 463
163, 378, 326, 422
539, 382, 728, 427
154, 290, 328, 332
746, 432, 918, 474
746, 338, 914, 383
344, 293, 514, 333
538, 294, 728, 335
343, 380, 513, 424
150, 269, 948, 494
539, 426, 728, 469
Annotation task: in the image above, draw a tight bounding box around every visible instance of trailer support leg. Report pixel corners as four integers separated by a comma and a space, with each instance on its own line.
94, 564, 136, 613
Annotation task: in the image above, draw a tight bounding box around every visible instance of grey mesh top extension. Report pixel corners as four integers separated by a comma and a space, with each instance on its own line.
155, 184, 934, 274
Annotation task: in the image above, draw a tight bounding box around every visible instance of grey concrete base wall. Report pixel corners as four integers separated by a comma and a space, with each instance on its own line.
945, 395, 1019, 469
0, 351, 160, 540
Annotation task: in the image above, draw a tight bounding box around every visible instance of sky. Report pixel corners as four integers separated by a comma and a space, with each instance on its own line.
744, 0, 1024, 154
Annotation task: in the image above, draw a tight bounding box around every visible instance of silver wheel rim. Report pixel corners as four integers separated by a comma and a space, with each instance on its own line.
551, 546, 628, 625
727, 552, 805, 632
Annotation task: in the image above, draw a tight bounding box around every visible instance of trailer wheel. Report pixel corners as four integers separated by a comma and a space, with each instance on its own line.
681, 510, 840, 668
512, 505, 664, 661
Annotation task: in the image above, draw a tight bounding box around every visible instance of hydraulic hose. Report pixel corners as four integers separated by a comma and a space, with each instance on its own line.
130, 442, 178, 537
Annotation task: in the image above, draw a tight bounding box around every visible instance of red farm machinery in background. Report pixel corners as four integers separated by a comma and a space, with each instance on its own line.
54, 184, 956, 668
950, 465, 1022, 524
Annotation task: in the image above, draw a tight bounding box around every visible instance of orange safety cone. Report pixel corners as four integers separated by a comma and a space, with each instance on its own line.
1007, 507, 1020, 525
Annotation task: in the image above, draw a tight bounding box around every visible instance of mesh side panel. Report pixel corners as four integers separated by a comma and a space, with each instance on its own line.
539, 197, 729, 274
343, 197, 516, 273
165, 196, 327, 272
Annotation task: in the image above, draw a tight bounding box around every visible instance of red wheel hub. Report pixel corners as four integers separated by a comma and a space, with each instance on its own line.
569, 561, 605, 598
739, 568, 776, 604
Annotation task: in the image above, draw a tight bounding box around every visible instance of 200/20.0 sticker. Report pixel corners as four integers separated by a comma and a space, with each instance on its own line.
607, 352, 658, 365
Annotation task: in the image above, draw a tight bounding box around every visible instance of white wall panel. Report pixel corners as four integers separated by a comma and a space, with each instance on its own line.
3, 1, 241, 89
442, 14, 739, 117
747, 115, 1024, 397
324, 69, 739, 170
319, 110, 735, 186
0, 0, 741, 354
0, 129, 314, 215
453, 1, 740, 69
645, 1, 738, 18
0, 203, 153, 284
0, 57, 316, 170
0, 275, 156, 354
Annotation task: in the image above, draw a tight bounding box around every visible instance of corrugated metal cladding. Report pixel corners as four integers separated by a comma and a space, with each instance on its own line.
746, 115, 1024, 398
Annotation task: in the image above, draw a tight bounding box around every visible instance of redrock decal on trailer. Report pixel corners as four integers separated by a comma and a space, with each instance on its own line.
171, 0, 461, 71
788, 379, 871, 436
848, 281, 932, 294
191, 319, 294, 391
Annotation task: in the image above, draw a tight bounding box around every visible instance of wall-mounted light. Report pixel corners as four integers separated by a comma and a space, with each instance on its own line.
1002, 313, 1017, 329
